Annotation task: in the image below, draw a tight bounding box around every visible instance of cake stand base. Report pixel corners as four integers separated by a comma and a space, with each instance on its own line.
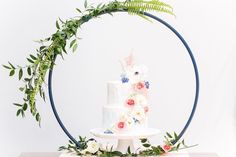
90, 128, 160, 153
116, 139, 134, 153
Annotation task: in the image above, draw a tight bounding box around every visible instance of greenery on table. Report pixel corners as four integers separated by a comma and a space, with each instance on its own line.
3, 0, 174, 125
59, 132, 197, 156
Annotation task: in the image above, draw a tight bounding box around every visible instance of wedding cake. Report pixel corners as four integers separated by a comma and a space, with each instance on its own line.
103, 54, 150, 134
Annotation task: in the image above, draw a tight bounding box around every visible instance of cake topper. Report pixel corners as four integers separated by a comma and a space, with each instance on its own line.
120, 53, 148, 84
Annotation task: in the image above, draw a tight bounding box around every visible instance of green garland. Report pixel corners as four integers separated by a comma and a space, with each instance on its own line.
3, 0, 174, 125
59, 132, 197, 156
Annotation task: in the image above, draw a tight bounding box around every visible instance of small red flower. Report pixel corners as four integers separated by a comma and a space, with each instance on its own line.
117, 122, 125, 129
126, 99, 135, 106
163, 144, 171, 152
136, 82, 145, 90
144, 106, 149, 113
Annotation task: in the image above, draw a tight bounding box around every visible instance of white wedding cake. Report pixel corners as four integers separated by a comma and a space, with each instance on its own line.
103, 54, 150, 134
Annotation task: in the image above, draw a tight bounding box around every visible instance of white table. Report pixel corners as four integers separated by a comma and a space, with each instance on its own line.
19, 152, 219, 157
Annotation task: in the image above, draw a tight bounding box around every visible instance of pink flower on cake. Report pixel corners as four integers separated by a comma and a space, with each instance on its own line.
136, 82, 145, 90
126, 98, 135, 106
117, 121, 126, 129
144, 106, 149, 113
133, 82, 148, 97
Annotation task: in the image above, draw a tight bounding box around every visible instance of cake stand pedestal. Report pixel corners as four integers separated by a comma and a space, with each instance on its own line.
90, 128, 160, 153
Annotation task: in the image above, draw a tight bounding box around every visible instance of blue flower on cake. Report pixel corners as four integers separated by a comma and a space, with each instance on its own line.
145, 81, 150, 89
120, 74, 129, 83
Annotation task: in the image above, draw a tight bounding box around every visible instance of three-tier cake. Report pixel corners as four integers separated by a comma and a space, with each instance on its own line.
102, 54, 150, 134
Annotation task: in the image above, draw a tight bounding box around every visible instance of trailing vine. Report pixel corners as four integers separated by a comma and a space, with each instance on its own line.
3, 0, 174, 125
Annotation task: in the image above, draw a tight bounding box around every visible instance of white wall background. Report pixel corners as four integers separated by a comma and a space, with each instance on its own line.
0, 0, 235, 157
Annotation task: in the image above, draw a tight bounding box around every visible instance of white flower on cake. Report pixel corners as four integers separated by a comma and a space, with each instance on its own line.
131, 105, 146, 122
123, 115, 134, 128
85, 140, 99, 154
128, 64, 148, 83
134, 94, 147, 106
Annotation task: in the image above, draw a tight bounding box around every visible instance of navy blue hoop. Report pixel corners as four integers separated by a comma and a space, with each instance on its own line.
48, 11, 200, 147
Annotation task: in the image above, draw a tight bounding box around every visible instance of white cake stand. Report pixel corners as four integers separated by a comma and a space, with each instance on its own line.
90, 128, 160, 153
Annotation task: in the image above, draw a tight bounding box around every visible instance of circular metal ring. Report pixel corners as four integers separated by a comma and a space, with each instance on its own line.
48, 11, 200, 147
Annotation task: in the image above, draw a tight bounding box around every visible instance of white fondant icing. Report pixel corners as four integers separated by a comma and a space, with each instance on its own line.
107, 81, 130, 106
102, 105, 128, 129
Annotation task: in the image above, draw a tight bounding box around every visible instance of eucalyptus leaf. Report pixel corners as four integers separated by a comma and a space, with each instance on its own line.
174, 132, 178, 140
23, 103, 28, 111
8, 62, 15, 69
19, 68, 23, 80
19, 87, 25, 91
36, 113, 40, 122
72, 43, 78, 52
2, 64, 11, 69
143, 143, 151, 147
27, 67, 32, 76
141, 138, 147, 143
127, 146, 131, 154
166, 132, 172, 138
56, 20, 60, 29
30, 54, 37, 60
76, 8, 82, 13
70, 39, 77, 48
16, 109, 21, 116
84, 0, 88, 8
13, 103, 23, 107
9, 69, 15, 76
27, 58, 34, 64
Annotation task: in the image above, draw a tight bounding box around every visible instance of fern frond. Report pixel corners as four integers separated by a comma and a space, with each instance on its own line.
122, 0, 175, 17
